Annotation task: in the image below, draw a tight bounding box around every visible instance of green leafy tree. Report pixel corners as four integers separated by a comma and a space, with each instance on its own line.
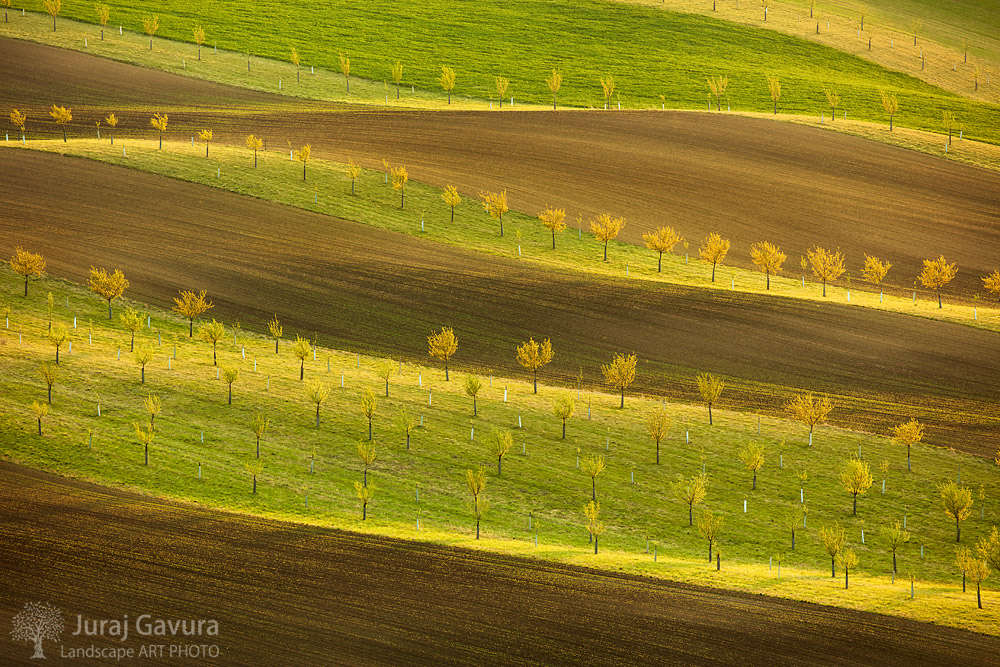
464, 375, 483, 416
222, 365, 239, 405
357, 440, 377, 487
582, 454, 606, 501
251, 411, 269, 459
840, 458, 873, 516
488, 427, 513, 475
245, 459, 263, 494
941, 481, 974, 542
361, 389, 377, 440
646, 407, 672, 464
354, 481, 376, 520
882, 521, 910, 573
584, 501, 606, 554
820, 524, 846, 577
466, 465, 489, 539
306, 380, 330, 428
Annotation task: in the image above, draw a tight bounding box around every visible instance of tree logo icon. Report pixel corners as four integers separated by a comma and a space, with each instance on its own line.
10, 601, 65, 659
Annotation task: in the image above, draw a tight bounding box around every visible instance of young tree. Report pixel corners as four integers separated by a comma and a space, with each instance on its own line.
590, 214, 627, 261
40, 363, 58, 404
133, 420, 154, 465
699, 232, 730, 282
354, 480, 375, 520
391, 165, 408, 208
879, 90, 899, 131
347, 159, 362, 195
193, 25, 206, 60
480, 190, 509, 236
361, 389, 377, 440
861, 254, 892, 299
910, 18, 922, 46
584, 501, 606, 554
891, 418, 923, 471
142, 391, 161, 430
766, 74, 781, 114
251, 411, 268, 459
95, 4, 109, 39
982, 269, 1000, 303
642, 226, 684, 272
464, 374, 483, 416
290, 46, 300, 82
805, 246, 845, 296
268, 314, 283, 353
601, 352, 637, 408
646, 407, 672, 464
466, 465, 489, 538
198, 319, 226, 366
357, 439, 377, 486
149, 113, 168, 149
245, 459, 263, 494
696, 372, 724, 425
173, 289, 214, 337
546, 69, 563, 109
222, 365, 239, 404
824, 89, 840, 121
48, 105, 72, 142
553, 396, 575, 438
88, 267, 129, 319
738, 442, 765, 490
495, 75, 510, 108
582, 454, 606, 501
428, 326, 458, 380
960, 551, 990, 609
30, 401, 49, 436
750, 241, 786, 290
10, 247, 46, 297
697, 510, 724, 562
140, 14, 160, 50
786, 505, 806, 550
918, 255, 958, 308
442, 185, 462, 222
840, 457, 873, 516
192, 128, 213, 158
292, 335, 311, 380
105, 112, 118, 145
538, 206, 567, 250
43, 0, 61, 30
600, 74, 615, 109
376, 360, 393, 397
488, 427, 513, 475
391, 60, 403, 99
786, 393, 833, 439
838, 549, 859, 589
297, 144, 311, 181
118, 307, 143, 352
820, 524, 846, 577
10, 108, 27, 142
706, 76, 728, 111
133, 343, 154, 384
396, 410, 416, 450
339, 53, 351, 92
882, 521, 910, 573
48, 325, 69, 365
440, 66, 456, 104
941, 481, 974, 542
516, 337, 553, 393
673, 474, 708, 525
246, 134, 263, 167
303, 380, 330, 428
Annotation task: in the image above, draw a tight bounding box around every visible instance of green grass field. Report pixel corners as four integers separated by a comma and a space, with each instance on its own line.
5, 1, 999, 143
2, 267, 999, 634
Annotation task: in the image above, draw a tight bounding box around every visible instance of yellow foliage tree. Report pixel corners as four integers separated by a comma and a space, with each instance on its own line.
820, 523, 846, 577
750, 241, 786, 290
706, 75, 728, 110
673, 473, 707, 525
290, 46, 300, 82
360, 392, 378, 442
837, 549, 859, 589
10, 246, 46, 297
466, 465, 489, 539
766, 74, 781, 114
464, 374, 483, 416
488, 427, 513, 475
296, 143, 311, 181
590, 214, 626, 262
30, 400, 49, 435
391, 60, 403, 99
40, 363, 58, 404
646, 407, 672, 464
222, 365, 239, 405
824, 89, 840, 120
10, 108, 26, 141
193, 25, 206, 60
133, 343, 154, 384
941, 481, 974, 542
292, 335, 311, 380
267, 314, 283, 353
584, 500, 606, 554
879, 89, 899, 131
699, 232, 730, 282
600, 74, 615, 109
339, 53, 351, 91
582, 454, 606, 501
738, 442, 765, 490
786, 392, 833, 440
198, 129, 213, 157
983, 270, 1000, 304
150, 113, 168, 149
245, 134, 263, 167
546, 69, 562, 109
427, 326, 458, 380
306, 380, 330, 428
133, 420, 154, 465
480, 190, 509, 237
696, 372, 724, 425
251, 411, 269, 458
48, 324, 70, 365
601, 352, 637, 408
442, 185, 462, 222
88, 266, 129, 319
43, 0, 60, 31
495, 75, 510, 108
840, 457, 873, 516
347, 159, 362, 195
142, 15, 159, 50
440, 66, 456, 104
919, 255, 958, 308
391, 165, 408, 208
118, 307, 144, 352
173, 289, 214, 337
861, 254, 892, 299
891, 418, 923, 471
245, 459, 263, 493
642, 226, 684, 272
197, 319, 226, 366
697, 510, 724, 561
354, 480, 376, 519
553, 396, 574, 439
538, 206, 567, 250
49, 105, 71, 142
95, 4, 110, 40
516, 337, 553, 393
105, 112, 118, 145
806, 246, 845, 296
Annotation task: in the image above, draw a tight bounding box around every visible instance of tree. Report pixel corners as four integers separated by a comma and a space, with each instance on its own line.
553, 396, 575, 438
646, 407, 672, 464
10, 108, 27, 141
891, 418, 923, 471
105, 112, 118, 145
193, 128, 213, 158
696, 373, 724, 425
47, 325, 70, 365
95, 4, 110, 40
584, 501, 606, 554
706, 76, 728, 111
198, 319, 226, 366
590, 214, 627, 261
303, 380, 330, 428
10, 246, 46, 297
538, 207, 567, 250
582, 454, 606, 501
396, 410, 416, 450
918, 255, 958, 308
43, 0, 60, 31
245, 134, 263, 167
347, 159, 362, 195
49, 105, 71, 142
697, 510, 723, 562
222, 365, 239, 404
391, 60, 403, 99
673, 474, 708, 525
193, 25, 206, 60
354, 480, 376, 520
840, 457, 873, 516
601, 352, 637, 408
464, 374, 483, 416
882, 521, 910, 573
10, 600, 64, 659
442, 185, 462, 222
488, 427, 513, 475
391, 165, 408, 208
290, 46, 300, 82
268, 314, 283, 353
149, 113, 168, 149
978, 526, 1000, 572
959, 551, 990, 609
516, 337, 553, 393
142, 391, 161, 430
941, 481, 974, 542
973, 65, 981, 92
879, 90, 899, 131
699, 232, 730, 282
805, 246, 845, 296
40, 363, 58, 404
766, 74, 781, 114
824, 89, 840, 120
428, 326, 458, 380
30, 400, 48, 436
861, 255, 892, 299
738, 442, 765, 490
133, 343, 154, 384
173, 289, 214, 337
820, 524, 846, 577
466, 465, 489, 538
88, 267, 129, 319
786, 393, 833, 439
838, 549, 859, 589
786, 505, 806, 550
942, 111, 957, 146
297, 144, 311, 181
546, 69, 562, 109
251, 411, 268, 459
118, 307, 144, 352
133, 420, 154, 465
600, 74, 615, 109
292, 335, 311, 380
440, 66, 456, 104
910, 18, 922, 46
642, 226, 684, 272
141, 15, 159, 50
356, 439, 377, 487
480, 190, 509, 237
339, 53, 351, 91
495, 75, 510, 108
361, 389, 377, 440
982, 269, 1000, 303
377, 360, 394, 397
750, 241, 786, 290
245, 459, 263, 494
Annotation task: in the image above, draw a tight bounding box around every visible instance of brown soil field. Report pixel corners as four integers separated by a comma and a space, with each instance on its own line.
4, 39, 999, 296
1, 461, 998, 666
2, 150, 998, 455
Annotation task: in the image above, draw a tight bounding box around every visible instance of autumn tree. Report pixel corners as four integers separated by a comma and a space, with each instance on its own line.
297, 143, 311, 181
582, 454, 606, 501
173, 289, 214, 337
339, 53, 351, 91
696, 372, 724, 425
246, 134, 263, 167
49, 105, 71, 142
738, 442, 765, 490
306, 380, 330, 428
290, 46, 300, 82
806, 246, 845, 296
464, 374, 483, 416
197, 319, 226, 366
590, 214, 627, 261
516, 337, 553, 393
133, 343, 154, 383
428, 326, 458, 380
961, 552, 990, 609
820, 523, 846, 577
88, 266, 129, 319
840, 457, 873, 516
918, 255, 958, 308
391, 165, 408, 208
440, 66, 456, 104
357, 439, 377, 486
10, 246, 45, 297
646, 407, 672, 464
706, 75, 728, 111
787, 393, 833, 439
553, 396, 575, 438
442, 185, 461, 222
838, 549, 859, 589
361, 389, 377, 440
251, 411, 268, 458
882, 521, 909, 573
495, 75, 510, 108
643, 226, 684, 272
347, 159, 362, 194
466, 465, 489, 539
40, 363, 58, 404
983, 270, 1000, 303
891, 418, 923, 471
538, 206, 567, 250
391, 60, 403, 98
47, 325, 69, 365
862, 254, 892, 299
600, 74, 615, 109
292, 335, 311, 380
105, 112, 118, 145
222, 365, 239, 404
480, 190, 509, 236
584, 501, 606, 554
941, 481, 974, 542
133, 420, 154, 465
268, 314, 283, 353
193, 25, 206, 60
118, 307, 144, 352
546, 69, 562, 109
786, 505, 806, 550
697, 510, 724, 561
376, 360, 393, 397
750, 241, 786, 290
150, 113, 168, 149
354, 481, 375, 520
396, 410, 416, 450
673, 474, 708, 525
602, 352, 636, 408
30, 401, 49, 436
766, 74, 781, 114
824, 89, 840, 120
699, 232, 730, 282
43, 0, 60, 31
96, 4, 109, 40
245, 459, 263, 493
488, 426, 513, 475
879, 90, 899, 131
10, 108, 26, 141
197, 129, 213, 157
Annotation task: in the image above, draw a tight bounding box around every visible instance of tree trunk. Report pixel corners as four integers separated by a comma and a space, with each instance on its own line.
55, 347, 60, 364
845, 569, 849, 589
689, 505, 693, 526
711, 262, 717, 282
159, 132, 162, 149
368, 420, 372, 441
791, 531, 795, 551
766, 272, 770, 290
604, 241, 608, 261
445, 363, 449, 381
907, 446, 911, 471
592, 478, 596, 501
396, 83, 400, 99
24, 275, 28, 297
275, 338, 279, 354
656, 441, 660, 464
299, 360, 304, 380
362, 502, 367, 520
832, 557, 836, 577
497, 456, 502, 476
890, 116, 893, 131
47, 385, 52, 404
752, 470, 757, 490
145, 443, 149, 466
229, 384, 233, 405
364, 468, 368, 486
893, 551, 897, 572
533, 370, 538, 394
401, 190, 404, 208
774, 100, 777, 114
198, 46, 201, 60
658, 252, 663, 272
473, 397, 477, 416
130, 331, 135, 352
552, 228, 556, 250
315, 405, 320, 428
451, 206, 455, 223
594, 536, 598, 554
303, 163, 307, 181
978, 584, 982, 609
448, 91, 451, 104
62, 127, 66, 142
141, 366, 145, 384
256, 438, 260, 459
253, 476, 257, 494
37, 417, 42, 436
562, 420, 566, 438
52, 15, 56, 30
822, 280, 827, 297
213, 344, 217, 366
476, 519, 480, 539
708, 542, 713, 562
957, 518, 961, 542
499, 216, 504, 237
853, 493, 858, 515
352, 180, 355, 194
708, 404, 713, 425
406, 433, 410, 450
938, 290, 943, 308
